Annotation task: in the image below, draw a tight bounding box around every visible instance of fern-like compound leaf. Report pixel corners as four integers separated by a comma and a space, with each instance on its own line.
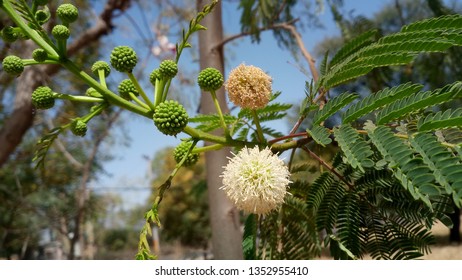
321, 15, 462, 89
313, 92, 358, 125
189, 114, 238, 132
343, 82, 423, 124
401, 14, 462, 33
418, 108, 462, 131
376, 81, 462, 125
33, 125, 65, 169
242, 214, 257, 260
329, 29, 378, 68
334, 124, 374, 172
410, 133, 462, 207
367, 125, 437, 208
306, 125, 332, 147
335, 192, 362, 259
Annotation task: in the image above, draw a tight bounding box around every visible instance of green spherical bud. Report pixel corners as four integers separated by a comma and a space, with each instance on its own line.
173, 141, 199, 167
197, 67, 224, 91
35, 9, 50, 25
32, 48, 48, 62
71, 119, 87, 137
57, 4, 79, 24
159, 60, 178, 79
35, 0, 49, 5
1, 26, 18, 43
86, 88, 103, 98
118, 79, 139, 100
91, 61, 111, 77
153, 100, 188, 136
2, 55, 24, 76
32, 86, 55, 109
110, 46, 137, 73
52, 25, 70, 40
149, 68, 161, 86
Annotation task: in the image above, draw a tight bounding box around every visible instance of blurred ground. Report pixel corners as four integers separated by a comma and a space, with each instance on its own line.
424, 221, 462, 260
98, 218, 462, 260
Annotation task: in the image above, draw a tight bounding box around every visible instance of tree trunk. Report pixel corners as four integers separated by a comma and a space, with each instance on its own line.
449, 204, 461, 243
196, 0, 243, 259
0, 41, 43, 167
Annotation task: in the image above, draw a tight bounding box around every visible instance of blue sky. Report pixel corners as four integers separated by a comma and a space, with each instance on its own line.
90, 0, 394, 209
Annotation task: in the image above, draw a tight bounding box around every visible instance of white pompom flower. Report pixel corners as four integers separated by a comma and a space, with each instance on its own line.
220, 146, 291, 215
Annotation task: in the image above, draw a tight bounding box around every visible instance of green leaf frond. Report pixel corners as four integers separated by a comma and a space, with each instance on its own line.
320, 15, 462, 89
364, 211, 434, 260
376, 81, 462, 125
11, 0, 40, 26
418, 108, 462, 131
306, 172, 335, 213
259, 196, 321, 260
342, 82, 423, 124
335, 192, 363, 259
243, 214, 257, 260
238, 100, 292, 123
438, 128, 462, 145
409, 132, 462, 207
334, 124, 374, 172
366, 125, 437, 207
315, 179, 346, 233
9, 0, 52, 42
32, 125, 66, 169
328, 29, 378, 69
189, 114, 237, 132
401, 14, 462, 33
312, 92, 358, 125
306, 125, 332, 147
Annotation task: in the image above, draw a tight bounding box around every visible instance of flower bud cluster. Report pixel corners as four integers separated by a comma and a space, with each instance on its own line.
110, 46, 138, 73
173, 141, 199, 167
198, 67, 224, 92
153, 100, 188, 136
32, 86, 55, 109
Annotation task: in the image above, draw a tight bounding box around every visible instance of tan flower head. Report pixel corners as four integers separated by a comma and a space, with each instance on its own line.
225, 63, 272, 110
220, 146, 290, 215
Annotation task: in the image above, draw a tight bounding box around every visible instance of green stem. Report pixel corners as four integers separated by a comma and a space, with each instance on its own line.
53, 93, 104, 103
1, 1, 59, 59
183, 125, 254, 148
129, 92, 150, 109
252, 110, 265, 143
22, 59, 59, 66
57, 39, 67, 57
127, 72, 155, 110
151, 139, 199, 214
154, 79, 165, 107
98, 70, 107, 89
192, 144, 223, 154
161, 79, 172, 102
183, 126, 227, 145
210, 91, 230, 138
60, 58, 151, 118
81, 103, 109, 123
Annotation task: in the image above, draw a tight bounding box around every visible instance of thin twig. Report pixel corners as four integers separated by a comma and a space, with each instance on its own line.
211, 19, 299, 51
278, 24, 319, 82
301, 146, 353, 188
278, 23, 328, 134
45, 118, 84, 170
268, 132, 308, 145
